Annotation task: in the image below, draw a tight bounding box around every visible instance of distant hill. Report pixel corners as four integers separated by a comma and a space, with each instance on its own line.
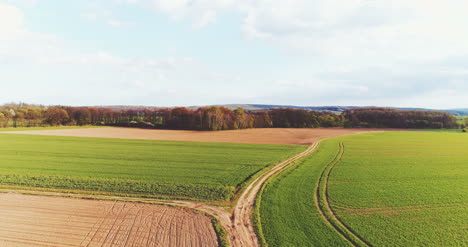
214, 104, 468, 116
8, 103, 465, 116
447, 109, 468, 116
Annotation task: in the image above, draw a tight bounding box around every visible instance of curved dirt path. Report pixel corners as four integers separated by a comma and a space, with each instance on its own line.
315, 142, 370, 247
229, 142, 319, 246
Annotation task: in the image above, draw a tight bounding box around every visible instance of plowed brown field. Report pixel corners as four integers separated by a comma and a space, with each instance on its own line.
5, 127, 373, 145
0, 193, 218, 247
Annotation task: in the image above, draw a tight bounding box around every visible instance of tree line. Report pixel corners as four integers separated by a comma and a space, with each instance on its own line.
0, 104, 459, 130
343, 108, 459, 129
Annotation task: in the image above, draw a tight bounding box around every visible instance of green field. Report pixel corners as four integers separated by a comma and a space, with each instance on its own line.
423, 129, 464, 133
0, 133, 305, 201
257, 132, 468, 246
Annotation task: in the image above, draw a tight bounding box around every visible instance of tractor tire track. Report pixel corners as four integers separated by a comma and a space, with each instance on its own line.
315, 142, 371, 247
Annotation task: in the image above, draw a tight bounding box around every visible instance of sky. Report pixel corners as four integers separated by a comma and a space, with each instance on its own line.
0, 0, 467, 109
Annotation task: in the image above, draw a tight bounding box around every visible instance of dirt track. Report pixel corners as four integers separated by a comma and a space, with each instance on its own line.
4, 127, 370, 145
229, 142, 321, 246
0, 193, 218, 247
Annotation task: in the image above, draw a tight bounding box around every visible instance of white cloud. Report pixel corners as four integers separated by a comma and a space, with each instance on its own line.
0, 3, 24, 38
113, 0, 139, 4
397, 89, 468, 109
239, 0, 468, 62
146, 0, 238, 27
81, 12, 98, 21
137, 0, 468, 62
6, 0, 38, 8
81, 8, 133, 27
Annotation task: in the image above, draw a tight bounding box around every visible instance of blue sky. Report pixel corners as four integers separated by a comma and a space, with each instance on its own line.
1, 0, 467, 108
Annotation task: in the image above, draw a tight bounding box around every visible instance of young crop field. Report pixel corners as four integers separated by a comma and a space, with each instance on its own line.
0, 133, 305, 201
424, 129, 464, 133
256, 139, 349, 246
257, 131, 468, 246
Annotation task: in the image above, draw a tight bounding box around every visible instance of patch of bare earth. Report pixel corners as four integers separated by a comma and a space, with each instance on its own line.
4, 127, 376, 145
0, 193, 218, 247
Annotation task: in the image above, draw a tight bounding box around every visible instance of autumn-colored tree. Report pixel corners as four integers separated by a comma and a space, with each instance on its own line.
0, 113, 5, 128
0, 109, 13, 128
44, 107, 69, 126
72, 108, 92, 126
25, 108, 43, 127
343, 108, 457, 129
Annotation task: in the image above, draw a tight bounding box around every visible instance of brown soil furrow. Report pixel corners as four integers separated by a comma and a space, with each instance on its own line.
165, 206, 179, 247
146, 207, 168, 247
0, 194, 217, 247
107, 205, 137, 247
130, 208, 154, 247
0, 228, 85, 242
142, 210, 155, 247
122, 207, 144, 247
0, 235, 79, 247
0, 221, 89, 235
189, 215, 199, 247
98, 204, 128, 247
80, 201, 117, 246
87, 203, 130, 246
152, 205, 172, 247
0, 236, 73, 247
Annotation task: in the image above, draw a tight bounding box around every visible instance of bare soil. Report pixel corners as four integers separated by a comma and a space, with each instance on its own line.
5, 127, 374, 145
0, 193, 218, 247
